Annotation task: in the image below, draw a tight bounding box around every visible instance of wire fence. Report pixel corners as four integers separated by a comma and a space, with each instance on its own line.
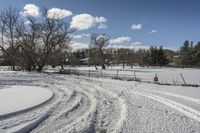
59, 68, 200, 87
59, 68, 159, 82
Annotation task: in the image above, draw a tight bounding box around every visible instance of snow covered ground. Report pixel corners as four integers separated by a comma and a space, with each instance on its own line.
0, 68, 200, 132
0, 86, 53, 118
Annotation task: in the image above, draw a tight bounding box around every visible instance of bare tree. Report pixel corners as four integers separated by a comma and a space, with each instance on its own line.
33, 8, 74, 71
0, 7, 22, 70
49, 42, 71, 69
15, 8, 74, 71
90, 33, 110, 69
89, 46, 101, 70
0, 6, 75, 71
127, 49, 136, 68
116, 48, 129, 69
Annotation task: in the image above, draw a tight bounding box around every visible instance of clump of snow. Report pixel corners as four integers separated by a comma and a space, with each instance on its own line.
0, 86, 53, 118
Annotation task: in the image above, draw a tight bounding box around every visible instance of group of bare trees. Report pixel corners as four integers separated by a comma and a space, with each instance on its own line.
0, 7, 74, 71
74, 46, 171, 70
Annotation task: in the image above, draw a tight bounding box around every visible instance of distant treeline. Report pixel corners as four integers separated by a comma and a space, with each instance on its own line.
57, 39, 200, 70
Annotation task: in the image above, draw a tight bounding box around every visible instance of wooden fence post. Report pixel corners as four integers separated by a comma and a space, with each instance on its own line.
134, 71, 136, 80
77, 70, 79, 76
180, 73, 187, 85
116, 69, 119, 79
88, 70, 90, 77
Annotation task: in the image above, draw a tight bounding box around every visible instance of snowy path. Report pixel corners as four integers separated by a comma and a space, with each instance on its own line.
0, 72, 200, 132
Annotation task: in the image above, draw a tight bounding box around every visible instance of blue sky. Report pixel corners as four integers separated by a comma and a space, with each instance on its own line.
0, 0, 200, 49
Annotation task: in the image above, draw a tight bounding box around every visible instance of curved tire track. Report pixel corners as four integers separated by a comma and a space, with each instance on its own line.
131, 91, 200, 122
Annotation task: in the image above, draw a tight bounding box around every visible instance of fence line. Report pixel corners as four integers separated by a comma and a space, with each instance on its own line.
60, 68, 145, 81
58, 68, 199, 87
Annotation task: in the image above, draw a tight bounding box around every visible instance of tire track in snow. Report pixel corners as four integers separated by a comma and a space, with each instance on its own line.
132, 91, 200, 122
145, 90, 200, 105
1, 87, 76, 133
75, 78, 127, 133
30, 86, 91, 133
55, 76, 127, 133
52, 79, 98, 133
0, 73, 96, 132
92, 84, 127, 133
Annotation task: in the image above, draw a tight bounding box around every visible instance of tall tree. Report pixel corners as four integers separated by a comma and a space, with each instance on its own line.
157, 46, 168, 66
0, 7, 21, 70
116, 48, 129, 69
0, 7, 74, 71
90, 33, 110, 69
192, 42, 200, 66
179, 40, 193, 67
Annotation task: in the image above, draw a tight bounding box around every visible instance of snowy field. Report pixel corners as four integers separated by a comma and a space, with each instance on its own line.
0, 86, 53, 118
63, 66, 200, 86
0, 67, 200, 132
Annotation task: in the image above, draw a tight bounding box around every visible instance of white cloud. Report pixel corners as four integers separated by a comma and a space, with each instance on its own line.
21, 4, 40, 17
148, 30, 157, 34
70, 41, 89, 51
70, 14, 95, 30
110, 37, 131, 44
73, 35, 83, 39
82, 33, 90, 37
47, 8, 72, 19
96, 34, 109, 41
95, 16, 107, 23
98, 23, 107, 29
107, 44, 149, 51
107, 41, 151, 50
131, 24, 142, 30
73, 33, 90, 39
131, 41, 143, 45
130, 43, 150, 50
70, 13, 107, 30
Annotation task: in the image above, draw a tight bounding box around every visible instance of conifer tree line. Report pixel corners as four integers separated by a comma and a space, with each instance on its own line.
0, 7, 199, 71
178, 40, 200, 67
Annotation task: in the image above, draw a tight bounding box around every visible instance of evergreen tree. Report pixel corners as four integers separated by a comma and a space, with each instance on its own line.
193, 42, 200, 66
157, 46, 168, 66
147, 46, 157, 66
179, 40, 193, 67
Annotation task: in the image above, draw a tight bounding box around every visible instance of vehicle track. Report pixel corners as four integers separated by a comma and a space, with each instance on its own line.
132, 91, 200, 122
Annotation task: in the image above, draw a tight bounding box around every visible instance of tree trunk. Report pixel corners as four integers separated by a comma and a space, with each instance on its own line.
95, 64, 98, 70
12, 65, 15, 71
37, 66, 43, 72
102, 64, 106, 69
61, 64, 64, 69
27, 66, 31, 71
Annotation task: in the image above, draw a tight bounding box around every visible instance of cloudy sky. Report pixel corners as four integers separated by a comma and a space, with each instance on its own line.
0, 0, 200, 50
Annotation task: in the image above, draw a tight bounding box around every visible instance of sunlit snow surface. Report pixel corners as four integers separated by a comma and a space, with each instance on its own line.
0, 86, 53, 117
0, 67, 200, 133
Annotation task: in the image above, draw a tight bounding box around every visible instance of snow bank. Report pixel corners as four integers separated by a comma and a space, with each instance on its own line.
0, 86, 53, 118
